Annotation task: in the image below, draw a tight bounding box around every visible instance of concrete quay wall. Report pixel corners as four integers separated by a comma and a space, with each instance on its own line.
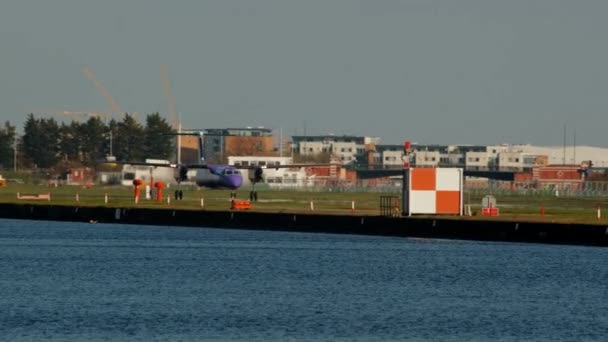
1, 203, 607, 247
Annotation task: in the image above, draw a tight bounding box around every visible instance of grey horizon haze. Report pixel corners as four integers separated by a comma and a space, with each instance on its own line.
1, 0, 607, 146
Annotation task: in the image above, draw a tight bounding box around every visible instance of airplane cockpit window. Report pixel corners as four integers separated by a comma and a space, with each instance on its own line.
225, 170, 233, 175
234, 170, 241, 175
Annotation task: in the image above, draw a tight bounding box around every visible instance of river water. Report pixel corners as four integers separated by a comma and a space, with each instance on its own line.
0, 218, 607, 341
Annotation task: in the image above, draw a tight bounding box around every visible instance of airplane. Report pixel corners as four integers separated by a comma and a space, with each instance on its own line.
105, 131, 330, 198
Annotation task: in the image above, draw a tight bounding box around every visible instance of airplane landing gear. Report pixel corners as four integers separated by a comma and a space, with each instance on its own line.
249, 183, 259, 202
249, 191, 258, 202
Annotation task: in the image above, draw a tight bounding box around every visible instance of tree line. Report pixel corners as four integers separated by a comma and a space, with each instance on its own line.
0, 113, 176, 172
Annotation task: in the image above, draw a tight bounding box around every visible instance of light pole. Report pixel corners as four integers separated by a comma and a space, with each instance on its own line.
13, 135, 17, 172
109, 130, 113, 156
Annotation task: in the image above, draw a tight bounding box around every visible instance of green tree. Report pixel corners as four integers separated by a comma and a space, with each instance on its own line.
0, 121, 16, 169
144, 112, 175, 160
58, 121, 82, 163
22, 114, 60, 168
113, 113, 145, 161
80, 116, 109, 165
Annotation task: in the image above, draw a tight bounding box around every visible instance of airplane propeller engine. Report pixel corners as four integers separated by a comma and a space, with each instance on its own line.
174, 164, 189, 183
248, 166, 264, 184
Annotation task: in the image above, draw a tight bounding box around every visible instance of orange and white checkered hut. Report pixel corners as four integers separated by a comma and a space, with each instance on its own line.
407, 168, 463, 215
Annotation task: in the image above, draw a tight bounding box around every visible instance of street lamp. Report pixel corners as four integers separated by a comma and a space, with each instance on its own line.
13, 135, 17, 172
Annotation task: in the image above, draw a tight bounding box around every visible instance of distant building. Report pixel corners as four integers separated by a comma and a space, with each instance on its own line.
179, 127, 276, 164
66, 167, 96, 186
414, 150, 440, 167
292, 135, 378, 165
370, 145, 404, 167
533, 165, 585, 191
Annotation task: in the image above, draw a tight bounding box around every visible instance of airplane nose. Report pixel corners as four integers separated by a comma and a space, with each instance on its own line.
226, 175, 243, 189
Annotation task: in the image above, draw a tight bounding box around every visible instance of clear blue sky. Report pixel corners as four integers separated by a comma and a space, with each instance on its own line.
1, 0, 607, 146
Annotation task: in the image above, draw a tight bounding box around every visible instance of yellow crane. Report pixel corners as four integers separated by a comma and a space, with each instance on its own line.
60, 111, 111, 121
161, 64, 183, 162
160, 64, 178, 129
82, 67, 124, 118
81, 68, 139, 122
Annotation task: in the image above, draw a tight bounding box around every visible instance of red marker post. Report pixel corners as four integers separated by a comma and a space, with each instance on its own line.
133, 179, 143, 203
540, 204, 545, 218
154, 182, 165, 202
403, 141, 411, 169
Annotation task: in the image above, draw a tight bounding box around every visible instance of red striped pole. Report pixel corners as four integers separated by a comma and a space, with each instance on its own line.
540, 204, 545, 218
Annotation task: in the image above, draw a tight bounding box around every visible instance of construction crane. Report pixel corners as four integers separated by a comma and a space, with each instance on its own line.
160, 64, 178, 129
60, 111, 112, 121
82, 67, 124, 117
161, 64, 182, 162
82, 67, 130, 158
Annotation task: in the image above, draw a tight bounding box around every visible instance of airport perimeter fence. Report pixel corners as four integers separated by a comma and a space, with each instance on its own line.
269, 181, 608, 198
467, 182, 608, 198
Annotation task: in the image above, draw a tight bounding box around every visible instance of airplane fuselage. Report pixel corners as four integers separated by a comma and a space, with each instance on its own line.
193, 165, 243, 189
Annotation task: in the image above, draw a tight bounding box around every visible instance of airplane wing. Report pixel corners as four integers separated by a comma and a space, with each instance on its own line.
235, 163, 338, 170
136, 162, 210, 169
100, 158, 210, 169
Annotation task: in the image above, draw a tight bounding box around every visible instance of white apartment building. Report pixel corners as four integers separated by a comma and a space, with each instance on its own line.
331, 142, 361, 163
413, 150, 441, 167
465, 151, 491, 169
518, 145, 608, 167
498, 152, 538, 170
292, 135, 373, 165
481, 144, 608, 168
382, 150, 403, 167
298, 141, 328, 155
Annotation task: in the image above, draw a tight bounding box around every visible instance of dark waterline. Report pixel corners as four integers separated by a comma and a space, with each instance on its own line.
1, 219, 607, 341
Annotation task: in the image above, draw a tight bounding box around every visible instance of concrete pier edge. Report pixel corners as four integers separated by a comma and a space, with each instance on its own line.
1, 203, 607, 247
